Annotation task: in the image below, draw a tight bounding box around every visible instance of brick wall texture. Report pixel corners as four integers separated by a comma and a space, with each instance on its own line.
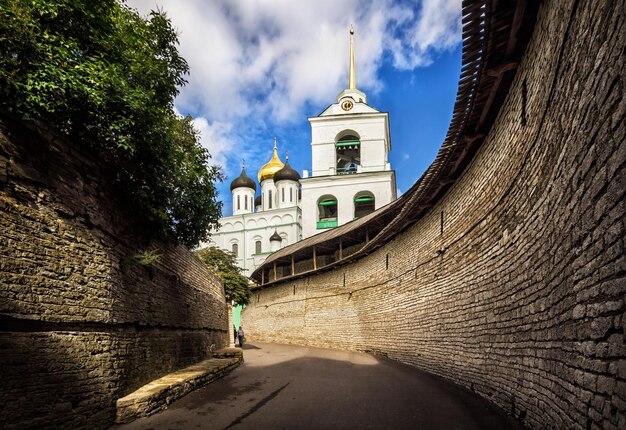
242, 1, 626, 428
0, 121, 229, 426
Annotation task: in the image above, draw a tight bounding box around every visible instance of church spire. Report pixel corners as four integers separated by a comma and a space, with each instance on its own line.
348, 26, 356, 90
336, 26, 366, 104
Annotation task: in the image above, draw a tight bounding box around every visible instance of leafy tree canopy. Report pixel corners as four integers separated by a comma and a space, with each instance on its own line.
196, 247, 251, 306
0, 0, 222, 247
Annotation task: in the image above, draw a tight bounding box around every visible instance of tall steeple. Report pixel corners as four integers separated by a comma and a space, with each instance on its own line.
337, 26, 367, 104
348, 26, 356, 90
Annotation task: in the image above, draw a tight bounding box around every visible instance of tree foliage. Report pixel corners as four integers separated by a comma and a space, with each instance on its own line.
0, 0, 222, 247
196, 247, 251, 306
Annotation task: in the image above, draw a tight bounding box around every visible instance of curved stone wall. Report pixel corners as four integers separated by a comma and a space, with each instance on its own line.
242, 1, 626, 428
0, 120, 228, 429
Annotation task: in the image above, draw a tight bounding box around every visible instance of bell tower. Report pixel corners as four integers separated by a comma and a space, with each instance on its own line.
300, 27, 396, 239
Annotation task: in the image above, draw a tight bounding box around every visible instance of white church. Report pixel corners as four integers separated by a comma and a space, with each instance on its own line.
206, 28, 396, 276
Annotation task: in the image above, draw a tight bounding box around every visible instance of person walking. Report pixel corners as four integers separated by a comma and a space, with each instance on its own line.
237, 326, 245, 348
233, 325, 237, 344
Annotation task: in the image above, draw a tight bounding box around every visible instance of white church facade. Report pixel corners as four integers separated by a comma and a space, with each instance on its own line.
205, 28, 396, 276
206, 145, 303, 276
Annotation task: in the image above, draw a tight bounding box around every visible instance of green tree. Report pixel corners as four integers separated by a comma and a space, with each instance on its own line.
196, 247, 251, 306
0, 0, 222, 247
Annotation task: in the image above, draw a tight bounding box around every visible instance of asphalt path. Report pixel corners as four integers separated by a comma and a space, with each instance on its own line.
113, 342, 523, 430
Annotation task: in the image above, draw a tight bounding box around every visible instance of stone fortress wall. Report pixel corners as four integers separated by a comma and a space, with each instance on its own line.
243, 1, 626, 428
0, 120, 229, 429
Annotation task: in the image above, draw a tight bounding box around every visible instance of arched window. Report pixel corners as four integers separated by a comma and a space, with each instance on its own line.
282, 187, 285, 202
354, 192, 375, 219
237, 195, 240, 210
317, 195, 338, 229
232, 243, 239, 257
255, 240, 262, 254
268, 190, 273, 209
290, 187, 293, 202
244, 195, 248, 210
336, 133, 361, 175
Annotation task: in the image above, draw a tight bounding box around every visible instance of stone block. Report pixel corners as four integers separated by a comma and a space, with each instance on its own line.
115, 354, 242, 424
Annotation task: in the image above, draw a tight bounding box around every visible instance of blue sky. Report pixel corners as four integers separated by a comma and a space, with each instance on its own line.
127, 0, 462, 215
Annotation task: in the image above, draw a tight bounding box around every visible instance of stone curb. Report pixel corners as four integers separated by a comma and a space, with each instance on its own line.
115, 348, 243, 424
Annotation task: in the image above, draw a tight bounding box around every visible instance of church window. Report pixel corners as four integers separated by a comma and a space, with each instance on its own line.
268, 190, 273, 209
290, 187, 293, 202
282, 187, 285, 202
245, 196, 248, 210
255, 241, 262, 254
354, 192, 375, 219
317, 195, 338, 229
237, 195, 240, 210
336, 134, 360, 175
232, 243, 238, 257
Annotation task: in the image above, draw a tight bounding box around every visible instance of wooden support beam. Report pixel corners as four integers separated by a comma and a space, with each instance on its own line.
261, 270, 264, 285
340, 231, 365, 242
461, 133, 486, 145
479, 0, 527, 130
291, 255, 295, 275
339, 239, 343, 260
478, 74, 504, 131
438, 178, 457, 186
313, 246, 317, 270
273, 262, 277, 281
506, 0, 528, 57
486, 61, 519, 77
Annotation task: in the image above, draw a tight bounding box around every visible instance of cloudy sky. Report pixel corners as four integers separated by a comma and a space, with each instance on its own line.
126, 0, 463, 215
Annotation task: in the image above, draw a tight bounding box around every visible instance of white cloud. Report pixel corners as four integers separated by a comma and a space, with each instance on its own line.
190, 117, 233, 168
389, 0, 462, 69
126, 0, 461, 169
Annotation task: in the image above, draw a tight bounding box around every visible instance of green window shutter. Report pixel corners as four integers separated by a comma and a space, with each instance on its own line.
354, 196, 374, 203
318, 199, 337, 206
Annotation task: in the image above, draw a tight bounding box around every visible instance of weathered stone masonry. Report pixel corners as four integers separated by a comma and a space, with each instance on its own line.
244, 1, 626, 429
0, 121, 229, 429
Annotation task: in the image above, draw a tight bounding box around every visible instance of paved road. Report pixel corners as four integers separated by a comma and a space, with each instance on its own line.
113, 342, 523, 430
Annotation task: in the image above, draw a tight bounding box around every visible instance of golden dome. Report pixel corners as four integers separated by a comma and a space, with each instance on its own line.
258, 141, 284, 182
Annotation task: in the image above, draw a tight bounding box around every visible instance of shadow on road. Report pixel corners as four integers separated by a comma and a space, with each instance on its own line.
113, 342, 524, 430
238, 344, 261, 350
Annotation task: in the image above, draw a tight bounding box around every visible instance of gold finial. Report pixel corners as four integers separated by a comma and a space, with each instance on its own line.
349, 26, 356, 90
258, 137, 284, 182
